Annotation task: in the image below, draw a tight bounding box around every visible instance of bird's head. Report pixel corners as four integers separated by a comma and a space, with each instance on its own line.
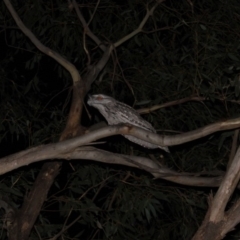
87, 94, 115, 107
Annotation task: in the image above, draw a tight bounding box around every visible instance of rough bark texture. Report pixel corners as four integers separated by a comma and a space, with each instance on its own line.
8, 162, 61, 240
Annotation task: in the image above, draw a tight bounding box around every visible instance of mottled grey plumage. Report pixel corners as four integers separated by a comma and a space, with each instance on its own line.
87, 94, 169, 152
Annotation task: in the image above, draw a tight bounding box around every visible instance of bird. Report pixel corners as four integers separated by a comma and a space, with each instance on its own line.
87, 94, 169, 152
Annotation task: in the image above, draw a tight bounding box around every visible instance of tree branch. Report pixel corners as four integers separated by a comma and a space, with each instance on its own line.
67, 146, 224, 187
84, 46, 113, 92
113, 1, 165, 48
72, 0, 165, 91
3, 1, 85, 238
72, 0, 106, 51
210, 146, 240, 221
1, 119, 240, 177
193, 146, 240, 239
0, 143, 225, 188
3, 0, 80, 84
137, 96, 206, 114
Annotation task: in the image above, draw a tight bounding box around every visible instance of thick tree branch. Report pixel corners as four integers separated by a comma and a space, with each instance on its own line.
227, 129, 239, 169
1, 119, 240, 176
3, 1, 85, 239
210, 146, 240, 221
223, 200, 240, 235
84, 46, 113, 92
193, 146, 240, 239
67, 147, 224, 187
84, 118, 240, 148
0, 144, 225, 188
170, 118, 240, 145
4, 0, 84, 134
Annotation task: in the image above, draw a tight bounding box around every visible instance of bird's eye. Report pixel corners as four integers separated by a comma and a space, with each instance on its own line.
96, 96, 103, 101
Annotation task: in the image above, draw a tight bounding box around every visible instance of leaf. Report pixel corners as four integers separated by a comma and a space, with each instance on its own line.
135, 100, 151, 105
228, 53, 240, 61
145, 208, 151, 223
200, 24, 207, 30
96, 220, 103, 229
148, 203, 157, 217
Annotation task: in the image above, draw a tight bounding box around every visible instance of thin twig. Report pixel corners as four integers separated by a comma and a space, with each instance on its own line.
114, 1, 165, 48
72, 0, 106, 51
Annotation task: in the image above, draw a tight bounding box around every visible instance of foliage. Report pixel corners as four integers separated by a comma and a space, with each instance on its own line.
0, 0, 240, 239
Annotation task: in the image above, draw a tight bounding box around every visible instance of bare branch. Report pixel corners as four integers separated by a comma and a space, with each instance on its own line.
210, 146, 240, 221
3, 0, 80, 84
114, 1, 165, 48
138, 95, 240, 115
3, 2, 86, 237
67, 147, 224, 187
72, 0, 106, 51
72, 0, 165, 91
173, 118, 240, 145
0, 143, 225, 187
87, 0, 101, 25
137, 96, 206, 114
193, 146, 240, 239
227, 129, 239, 169
1, 119, 240, 176
222, 200, 240, 236
85, 46, 113, 91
